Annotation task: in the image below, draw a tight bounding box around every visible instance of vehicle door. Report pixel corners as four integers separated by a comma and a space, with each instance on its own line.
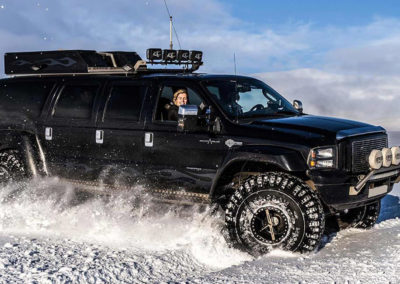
142, 80, 228, 194
92, 79, 149, 187
40, 79, 103, 180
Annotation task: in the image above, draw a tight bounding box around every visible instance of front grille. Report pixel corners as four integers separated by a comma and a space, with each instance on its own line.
352, 135, 388, 172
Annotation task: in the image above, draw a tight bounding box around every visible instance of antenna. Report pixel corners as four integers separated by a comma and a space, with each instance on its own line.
163, 0, 182, 49
234, 52, 236, 74
169, 16, 173, 49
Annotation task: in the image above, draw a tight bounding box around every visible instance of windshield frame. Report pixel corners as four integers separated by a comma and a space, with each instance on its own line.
201, 77, 299, 123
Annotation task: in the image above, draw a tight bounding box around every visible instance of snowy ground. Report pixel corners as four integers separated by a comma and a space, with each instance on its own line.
0, 133, 399, 283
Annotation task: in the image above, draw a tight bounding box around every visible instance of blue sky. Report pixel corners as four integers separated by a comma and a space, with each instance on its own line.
1, 0, 400, 74
222, 0, 400, 28
0, 0, 400, 130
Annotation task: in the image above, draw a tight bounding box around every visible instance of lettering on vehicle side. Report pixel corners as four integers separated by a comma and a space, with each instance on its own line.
225, 139, 243, 148
199, 139, 220, 145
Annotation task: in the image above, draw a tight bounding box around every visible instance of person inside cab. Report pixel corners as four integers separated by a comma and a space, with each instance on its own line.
167, 89, 188, 121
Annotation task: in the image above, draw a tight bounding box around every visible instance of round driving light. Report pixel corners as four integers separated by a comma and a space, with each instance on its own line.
391, 146, 400, 165
382, 148, 392, 167
369, 149, 383, 169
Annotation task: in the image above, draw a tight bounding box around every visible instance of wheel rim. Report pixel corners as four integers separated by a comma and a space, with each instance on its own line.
250, 205, 290, 244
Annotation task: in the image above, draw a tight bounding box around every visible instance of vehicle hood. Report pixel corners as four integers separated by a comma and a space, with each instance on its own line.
249, 115, 385, 146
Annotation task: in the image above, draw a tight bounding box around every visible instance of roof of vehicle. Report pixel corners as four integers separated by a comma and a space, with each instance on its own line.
1, 73, 258, 82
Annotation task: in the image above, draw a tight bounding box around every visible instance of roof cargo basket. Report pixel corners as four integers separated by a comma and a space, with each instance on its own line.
4, 48, 203, 76
4, 50, 145, 75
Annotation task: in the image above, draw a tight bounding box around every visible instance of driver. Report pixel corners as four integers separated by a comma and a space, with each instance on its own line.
167, 89, 188, 121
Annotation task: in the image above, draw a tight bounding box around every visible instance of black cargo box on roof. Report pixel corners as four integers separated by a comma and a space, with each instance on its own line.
4, 50, 143, 75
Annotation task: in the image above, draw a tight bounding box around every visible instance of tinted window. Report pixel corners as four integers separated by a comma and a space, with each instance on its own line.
53, 84, 99, 119
104, 84, 146, 121
0, 81, 53, 118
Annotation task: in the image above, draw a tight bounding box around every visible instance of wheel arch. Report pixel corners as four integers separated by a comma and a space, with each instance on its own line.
210, 149, 308, 201
0, 129, 47, 177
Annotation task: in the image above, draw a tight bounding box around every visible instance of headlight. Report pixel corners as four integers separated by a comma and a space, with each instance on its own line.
308, 146, 336, 169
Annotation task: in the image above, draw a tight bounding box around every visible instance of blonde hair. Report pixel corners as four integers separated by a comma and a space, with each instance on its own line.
173, 89, 188, 104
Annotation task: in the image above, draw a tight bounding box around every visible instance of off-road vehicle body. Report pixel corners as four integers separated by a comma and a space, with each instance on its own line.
1, 49, 399, 255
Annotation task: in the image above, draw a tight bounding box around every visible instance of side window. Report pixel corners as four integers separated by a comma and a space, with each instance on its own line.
155, 85, 204, 121
103, 84, 146, 122
53, 84, 99, 119
0, 81, 54, 118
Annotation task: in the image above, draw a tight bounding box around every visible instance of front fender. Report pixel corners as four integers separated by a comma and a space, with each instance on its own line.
210, 146, 308, 198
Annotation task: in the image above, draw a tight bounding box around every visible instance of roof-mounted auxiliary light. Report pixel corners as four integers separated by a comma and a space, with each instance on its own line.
177, 50, 190, 62
146, 48, 162, 61
163, 49, 177, 61
189, 50, 202, 62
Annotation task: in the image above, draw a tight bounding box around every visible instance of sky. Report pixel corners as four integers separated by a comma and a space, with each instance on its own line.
0, 0, 400, 131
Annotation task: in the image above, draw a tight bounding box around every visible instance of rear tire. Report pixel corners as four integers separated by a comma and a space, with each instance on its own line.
339, 201, 381, 229
224, 172, 325, 256
0, 150, 26, 183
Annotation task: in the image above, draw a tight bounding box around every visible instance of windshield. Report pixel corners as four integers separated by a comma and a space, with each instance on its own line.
203, 78, 299, 121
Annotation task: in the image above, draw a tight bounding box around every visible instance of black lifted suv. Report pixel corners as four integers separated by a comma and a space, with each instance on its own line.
1, 49, 400, 255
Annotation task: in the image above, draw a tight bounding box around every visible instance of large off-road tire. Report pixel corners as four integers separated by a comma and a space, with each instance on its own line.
0, 150, 26, 183
338, 201, 381, 230
224, 172, 325, 255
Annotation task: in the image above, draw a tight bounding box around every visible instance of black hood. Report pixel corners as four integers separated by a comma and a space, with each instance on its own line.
249, 115, 385, 147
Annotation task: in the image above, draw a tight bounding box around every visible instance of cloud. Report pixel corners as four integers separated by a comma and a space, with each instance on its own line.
0, 0, 399, 130
1, 0, 400, 75
254, 69, 400, 131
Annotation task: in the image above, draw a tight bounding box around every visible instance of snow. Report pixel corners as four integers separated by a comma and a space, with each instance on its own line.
0, 133, 399, 283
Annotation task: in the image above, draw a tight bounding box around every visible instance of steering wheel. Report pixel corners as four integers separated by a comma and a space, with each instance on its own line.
250, 104, 265, 112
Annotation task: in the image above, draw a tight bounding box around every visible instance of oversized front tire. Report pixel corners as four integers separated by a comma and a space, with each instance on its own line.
224, 172, 325, 255
0, 150, 26, 183
339, 201, 380, 229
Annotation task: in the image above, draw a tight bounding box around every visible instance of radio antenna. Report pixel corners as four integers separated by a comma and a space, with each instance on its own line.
169, 16, 173, 49
234, 52, 237, 75
163, 0, 182, 49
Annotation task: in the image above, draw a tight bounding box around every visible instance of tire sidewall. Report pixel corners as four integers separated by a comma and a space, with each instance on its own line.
225, 172, 325, 255
235, 189, 306, 252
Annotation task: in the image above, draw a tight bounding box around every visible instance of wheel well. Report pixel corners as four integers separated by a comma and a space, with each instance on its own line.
211, 160, 306, 202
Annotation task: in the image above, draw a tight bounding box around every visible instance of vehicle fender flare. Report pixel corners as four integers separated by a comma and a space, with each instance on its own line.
210, 146, 308, 199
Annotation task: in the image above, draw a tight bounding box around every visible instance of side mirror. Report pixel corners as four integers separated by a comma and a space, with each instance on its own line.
293, 100, 303, 114
177, 105, 198, 132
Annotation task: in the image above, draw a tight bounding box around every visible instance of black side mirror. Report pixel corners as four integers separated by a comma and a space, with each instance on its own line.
293, 100, 303, 114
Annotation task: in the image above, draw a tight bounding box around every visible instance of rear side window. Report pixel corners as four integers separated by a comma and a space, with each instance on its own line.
103, 84, 146, 122
53, 84, 99, 119
0, 81, 53, 118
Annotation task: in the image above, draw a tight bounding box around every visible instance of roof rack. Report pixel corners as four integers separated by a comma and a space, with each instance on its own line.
4, 48, 203, 77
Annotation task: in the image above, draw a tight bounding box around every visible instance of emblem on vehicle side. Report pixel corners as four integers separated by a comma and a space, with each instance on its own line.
199, 139, 220, 145
225, 139, 243, 148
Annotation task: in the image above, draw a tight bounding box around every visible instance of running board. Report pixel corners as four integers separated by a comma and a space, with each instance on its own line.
61, 178, 210, 204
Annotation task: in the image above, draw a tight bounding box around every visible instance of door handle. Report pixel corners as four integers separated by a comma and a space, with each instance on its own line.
145, 132, 153, 147
96, 130, 104, 144
45, 127, 52, 140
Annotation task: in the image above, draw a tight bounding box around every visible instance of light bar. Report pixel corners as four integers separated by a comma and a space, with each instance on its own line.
145, 48, 203, 68
146, 48, 162, 60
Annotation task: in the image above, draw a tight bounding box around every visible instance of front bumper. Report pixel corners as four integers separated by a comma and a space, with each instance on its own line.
310, 165, 400, 211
